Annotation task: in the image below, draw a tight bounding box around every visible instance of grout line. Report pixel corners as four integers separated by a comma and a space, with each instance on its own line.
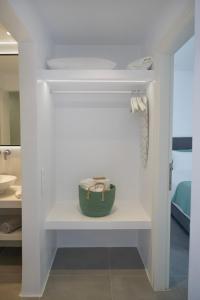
108, 248, 114, 300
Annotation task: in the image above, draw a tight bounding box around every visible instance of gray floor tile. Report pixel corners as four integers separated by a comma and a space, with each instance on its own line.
0, 228, 189, 300
0, 273, 21, 283
110, 274, 155, 300
0, 282, 21, 300
170, 275, 188, 289
177, 287, 188, 300
51, 268, 109, 276
109, 247, 144, 270
155, 288, 187, 300
110, 274, 187, 300
110, 268, 147, 277
52, 248, 109, 272
42, 274, 112, 300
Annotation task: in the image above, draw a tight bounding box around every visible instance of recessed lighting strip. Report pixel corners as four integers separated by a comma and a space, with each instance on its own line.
0, 41, 17, 45
45, 79, 147, 83
52, 90, 146, 94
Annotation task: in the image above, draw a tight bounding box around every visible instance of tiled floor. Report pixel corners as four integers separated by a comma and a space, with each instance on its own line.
0, 220, 189, 300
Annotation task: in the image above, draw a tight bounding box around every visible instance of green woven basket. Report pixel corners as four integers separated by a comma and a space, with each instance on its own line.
79, 184, 116, 217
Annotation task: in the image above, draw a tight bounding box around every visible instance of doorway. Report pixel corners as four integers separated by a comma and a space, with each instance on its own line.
170, 36, 194, 294
0, 23, 22, 296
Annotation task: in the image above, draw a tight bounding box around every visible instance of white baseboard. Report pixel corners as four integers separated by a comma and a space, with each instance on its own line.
137, 244, 153, 288
20, 247, 57, 298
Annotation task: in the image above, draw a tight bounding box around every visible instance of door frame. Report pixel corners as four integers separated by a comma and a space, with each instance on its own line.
151, 6, 194, 291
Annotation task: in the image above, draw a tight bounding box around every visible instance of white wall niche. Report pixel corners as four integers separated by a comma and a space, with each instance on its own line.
41, 75, 154, 232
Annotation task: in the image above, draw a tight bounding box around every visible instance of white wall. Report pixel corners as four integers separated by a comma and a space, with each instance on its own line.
142, 1, 194, 290
173, 70, 193, 137
37, 82, 56, 294
57, 230, 138, 248
54, 93, 141, 204
19, 41, 56, 297
138, 82, 155, 280
188, 1, 200, 299
53, 92, 142, 246
0, 72, 19, 91
0, 1, 58, 294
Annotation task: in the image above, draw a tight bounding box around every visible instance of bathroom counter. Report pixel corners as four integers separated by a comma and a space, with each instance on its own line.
0, 228, 22, 241
0, 186, 22, 208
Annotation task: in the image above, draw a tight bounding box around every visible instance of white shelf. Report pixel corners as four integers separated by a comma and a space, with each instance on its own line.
0, 186, 21, 208
0, 228, 22, 241
38, 69, 154, 93
45, 201, 151, 230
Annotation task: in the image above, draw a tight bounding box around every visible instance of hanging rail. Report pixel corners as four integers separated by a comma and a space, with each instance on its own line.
51, 89, 147, 94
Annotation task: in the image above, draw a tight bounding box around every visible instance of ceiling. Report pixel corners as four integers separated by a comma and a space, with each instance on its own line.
175, 37, 194, 71
0, 55, 18, 73
32, 0, 191, 45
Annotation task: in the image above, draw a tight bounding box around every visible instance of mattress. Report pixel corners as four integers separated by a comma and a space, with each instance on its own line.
172, 181, 191, 218
171, 149, 192, 233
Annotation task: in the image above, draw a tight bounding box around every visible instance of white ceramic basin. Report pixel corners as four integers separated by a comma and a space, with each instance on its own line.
0, 175, 17, 194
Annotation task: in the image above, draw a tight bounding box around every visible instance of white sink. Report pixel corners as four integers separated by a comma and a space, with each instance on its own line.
0, 175, 17, 194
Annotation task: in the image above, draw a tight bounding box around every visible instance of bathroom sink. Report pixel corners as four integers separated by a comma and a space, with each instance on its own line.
0, 175, 17, 194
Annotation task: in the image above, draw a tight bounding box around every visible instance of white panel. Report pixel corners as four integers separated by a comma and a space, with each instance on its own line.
138, 82, 155, 280
46, 201, 151, 230
188, 1, 200, 299
19, 42, 56, 298
138, 230, 152, 277
139, 82, 155, 216
54, 94, 141, 210
57, 230, 138, 248
37, 81, 57, 294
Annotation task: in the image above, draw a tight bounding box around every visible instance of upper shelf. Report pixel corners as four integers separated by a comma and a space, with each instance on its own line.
37, 69, 155, 93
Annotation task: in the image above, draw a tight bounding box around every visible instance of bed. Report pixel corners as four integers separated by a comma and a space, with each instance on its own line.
171, 137, 192, 233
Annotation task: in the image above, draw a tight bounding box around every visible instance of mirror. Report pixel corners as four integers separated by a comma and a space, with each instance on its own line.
0, 55, 20, 146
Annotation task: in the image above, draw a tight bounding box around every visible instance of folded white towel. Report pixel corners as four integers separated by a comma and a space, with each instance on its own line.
0, 216, 21, 233
15, 186, 22, 199
15, 191, 22, 199
80, 177, 110, 191
127, 57, 153, 70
